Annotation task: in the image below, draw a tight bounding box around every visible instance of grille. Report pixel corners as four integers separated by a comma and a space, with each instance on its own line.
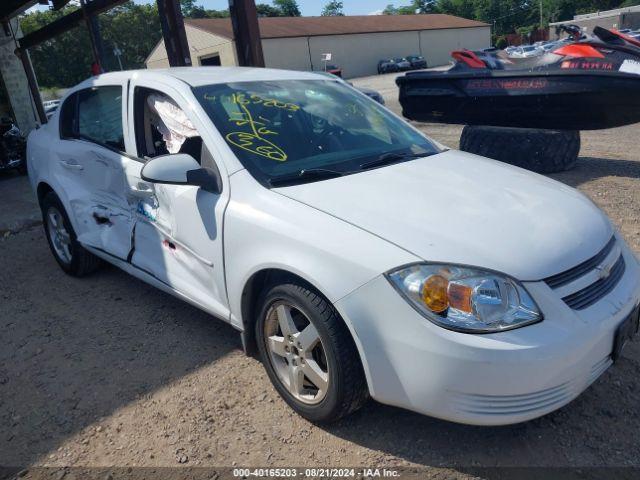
543, 236, 625, 310
545, 236, 616, 289
561, 255, 626, 310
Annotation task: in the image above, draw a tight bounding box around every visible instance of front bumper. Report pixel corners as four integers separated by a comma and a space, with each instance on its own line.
335, 242, 640, 426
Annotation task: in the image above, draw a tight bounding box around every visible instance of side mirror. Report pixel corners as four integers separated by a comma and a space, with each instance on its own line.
141, 153, 222, 194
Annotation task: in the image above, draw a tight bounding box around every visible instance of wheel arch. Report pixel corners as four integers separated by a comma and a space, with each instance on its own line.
240, 268, 324, 356
36, 181, 81, 233
36, 181, 54, 206
239, 267, 372, 394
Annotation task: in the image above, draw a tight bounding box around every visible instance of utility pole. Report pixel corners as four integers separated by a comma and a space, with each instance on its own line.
113, 43, 123, 70
540, 0, 543, 28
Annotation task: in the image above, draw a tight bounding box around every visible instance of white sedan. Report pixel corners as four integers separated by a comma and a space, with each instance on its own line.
27, 67, 640, 425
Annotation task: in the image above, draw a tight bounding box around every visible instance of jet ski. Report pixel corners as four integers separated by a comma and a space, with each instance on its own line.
397, 26, 640, 130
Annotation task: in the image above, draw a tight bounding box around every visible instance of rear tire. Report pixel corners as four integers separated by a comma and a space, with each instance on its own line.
459, 125, 580, 174
41, 191, 102, 277
255, 281, 368, 423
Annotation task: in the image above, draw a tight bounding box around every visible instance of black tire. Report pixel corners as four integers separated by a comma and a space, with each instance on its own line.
41, 191, 102, 276
459, 125, 580, 174
255, 281, 368, 423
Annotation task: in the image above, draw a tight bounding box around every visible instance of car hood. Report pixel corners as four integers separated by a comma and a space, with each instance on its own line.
274, 150, 612, 281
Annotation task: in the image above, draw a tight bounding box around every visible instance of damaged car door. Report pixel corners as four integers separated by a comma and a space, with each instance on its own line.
56, 84, 133, 260
124, 82, 230, 319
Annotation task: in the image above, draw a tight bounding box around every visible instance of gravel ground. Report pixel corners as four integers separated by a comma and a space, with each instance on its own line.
1, 72, 640, 476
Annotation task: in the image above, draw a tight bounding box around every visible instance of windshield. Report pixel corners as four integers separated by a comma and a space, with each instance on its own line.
193, 80, 439, 186
523, 46, 536, 52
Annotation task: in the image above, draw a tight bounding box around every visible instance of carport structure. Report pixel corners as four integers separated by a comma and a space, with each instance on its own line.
0, 0, 264, 132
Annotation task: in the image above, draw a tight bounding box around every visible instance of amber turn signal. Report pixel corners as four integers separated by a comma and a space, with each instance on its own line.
448, 282, 473, 313
421, 274, 449, 313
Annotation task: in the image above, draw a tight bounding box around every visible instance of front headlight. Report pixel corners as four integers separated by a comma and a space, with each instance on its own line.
386, 264, 542, 333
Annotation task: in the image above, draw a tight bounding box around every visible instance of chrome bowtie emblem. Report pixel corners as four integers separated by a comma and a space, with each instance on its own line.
596, 262, 614, 280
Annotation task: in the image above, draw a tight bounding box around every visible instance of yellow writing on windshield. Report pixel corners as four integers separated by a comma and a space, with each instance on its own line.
226, 103, 287, 162
231, 93, 300, 112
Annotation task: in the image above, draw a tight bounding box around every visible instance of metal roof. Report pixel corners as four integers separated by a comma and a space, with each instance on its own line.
187, 14, 489, 40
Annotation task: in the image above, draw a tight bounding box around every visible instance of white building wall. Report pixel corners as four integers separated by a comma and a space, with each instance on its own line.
308, 31, 421, 78
419, 26, 490, 67
145, 25, 491, 79
262, 37, 312, 71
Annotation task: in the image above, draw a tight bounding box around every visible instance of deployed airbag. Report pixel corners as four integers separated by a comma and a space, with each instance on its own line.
147, 94, 198, 153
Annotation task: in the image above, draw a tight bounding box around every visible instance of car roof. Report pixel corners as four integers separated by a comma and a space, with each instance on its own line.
77, 67, 333, 89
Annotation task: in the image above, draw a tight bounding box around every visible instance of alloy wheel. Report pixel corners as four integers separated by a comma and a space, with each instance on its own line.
46, 206, 72, 264
264, 302, 329, 405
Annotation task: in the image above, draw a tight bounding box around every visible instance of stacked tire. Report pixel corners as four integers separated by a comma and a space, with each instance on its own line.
459, 126, 580, 174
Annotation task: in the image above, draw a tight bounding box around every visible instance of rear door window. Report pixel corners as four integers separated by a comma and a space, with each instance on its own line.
77, 86, 124, 151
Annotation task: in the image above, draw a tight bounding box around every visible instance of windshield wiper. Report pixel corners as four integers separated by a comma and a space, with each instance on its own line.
268, 168, 345, 187
359, 151, 432, 170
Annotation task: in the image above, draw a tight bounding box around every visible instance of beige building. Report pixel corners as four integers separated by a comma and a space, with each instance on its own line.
146, 14, 490, 79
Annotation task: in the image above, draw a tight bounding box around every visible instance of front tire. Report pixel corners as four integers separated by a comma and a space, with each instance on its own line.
41, 191, 101, 276
256, 281, 368, 423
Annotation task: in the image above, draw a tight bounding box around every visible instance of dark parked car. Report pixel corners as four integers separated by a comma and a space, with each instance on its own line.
406, 54, 427, 69
393, 57, 412, 71
377, 58, 399, 74
347, 82, 385, 105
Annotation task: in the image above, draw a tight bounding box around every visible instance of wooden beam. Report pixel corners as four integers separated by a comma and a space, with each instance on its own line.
0, 1, 38, 21
228, 0, 264, 67
51, 0, 73, 10
18, 0, 126, 50
156, 0, 192, 67
16, 49, 47, 124
80, 0, 106, 73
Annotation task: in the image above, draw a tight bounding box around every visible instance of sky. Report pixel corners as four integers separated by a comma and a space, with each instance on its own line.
134, 0, 402, 16
28, 1, 407, 16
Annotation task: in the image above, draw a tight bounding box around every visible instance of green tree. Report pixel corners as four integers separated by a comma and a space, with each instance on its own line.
273, 0, 302, 16
256, 3, 283, 16
179, 0, 198, 17
20, 2, 162, 88
397, 5, 417, 14
321, 1, 345, 16
20, 5, 95, 87
382, 4, 398, 14
413, 0, 436, 13
101, 3, 163, 71
383, 0, 438, 14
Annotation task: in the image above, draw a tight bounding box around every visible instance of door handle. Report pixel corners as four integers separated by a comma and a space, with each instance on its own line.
60, 160, 83, 171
